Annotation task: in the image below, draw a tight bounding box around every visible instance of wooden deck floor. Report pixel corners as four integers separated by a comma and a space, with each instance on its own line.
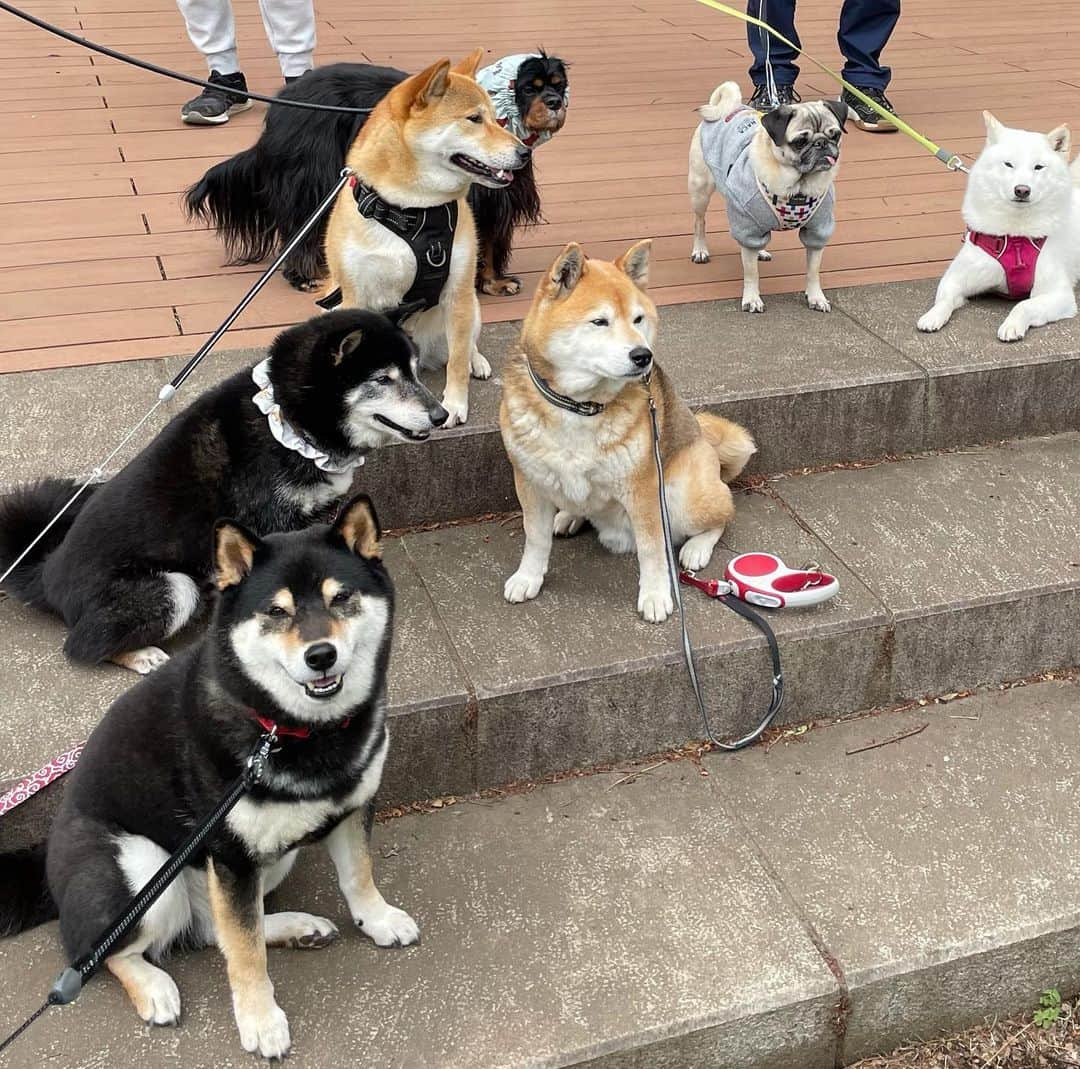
2, 0, 1080, 373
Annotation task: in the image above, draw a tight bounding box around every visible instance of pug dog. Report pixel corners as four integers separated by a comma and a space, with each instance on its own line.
688, 81, 848, 313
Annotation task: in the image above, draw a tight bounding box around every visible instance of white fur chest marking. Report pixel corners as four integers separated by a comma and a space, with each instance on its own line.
227, 737, 388, 860
507, 404, 645, 511
278, 470, 354, 516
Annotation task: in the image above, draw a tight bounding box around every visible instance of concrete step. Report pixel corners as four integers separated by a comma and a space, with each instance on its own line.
3, 433, 1078, 843
3, 279, 1079, 528
0, 679, 1077, 1068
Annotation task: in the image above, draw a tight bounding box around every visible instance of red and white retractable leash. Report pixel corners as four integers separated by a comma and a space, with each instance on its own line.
645, 380, 839, 751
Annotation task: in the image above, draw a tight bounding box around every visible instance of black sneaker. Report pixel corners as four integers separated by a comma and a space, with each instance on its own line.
180, 70, 253, 126
283, 73, 309, 86
841, 86, 898, 132
748, 83, 801, 112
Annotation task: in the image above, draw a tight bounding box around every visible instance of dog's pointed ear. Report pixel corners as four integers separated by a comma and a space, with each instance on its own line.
615, 240, 652, 290
983, 111, 1004, 144
409, 58, 452, 110
760, 105, 792, 147
451, 49, 484, 78
386, 298, 426, 326
214, 520, 261, 590
823, 98, 849, 131
335, 328, 364, 365
333, 494, 382, 561
1047, 123, 1071, 155
546, 243, 586, 297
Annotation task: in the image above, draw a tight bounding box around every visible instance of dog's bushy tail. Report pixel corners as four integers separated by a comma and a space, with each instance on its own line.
0, 844, 57, 937
185, 147, 277, 265
697, 413, 757, 482
0, 477, 98, 610
697, 81, 743, 123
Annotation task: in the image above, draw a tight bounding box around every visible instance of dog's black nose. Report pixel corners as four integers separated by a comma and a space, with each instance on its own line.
1014, 185, 1031, 201
305, 642, 337, 673
629, 346, 653, 368
516, 145, 532, 163
429, 405, 449, 427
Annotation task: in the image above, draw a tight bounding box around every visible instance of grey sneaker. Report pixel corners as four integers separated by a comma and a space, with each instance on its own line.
181, 70, 253, 126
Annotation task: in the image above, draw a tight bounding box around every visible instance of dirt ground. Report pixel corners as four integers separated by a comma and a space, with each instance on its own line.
848, 995, 1078, 1068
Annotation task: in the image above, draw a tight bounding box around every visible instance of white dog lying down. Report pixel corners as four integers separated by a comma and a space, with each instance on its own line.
918, 111, 1080, 342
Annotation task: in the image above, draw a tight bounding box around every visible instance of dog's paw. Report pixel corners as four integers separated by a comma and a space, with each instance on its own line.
806, 290, 831, 313
553, 511, 586, 537
638, 584, 674, 623
757, 249, 773, 261
741, 296, 765, 313
916, 306, 951, 333
470, 351, 492, 380
480, 275, 521, 296
690, 248, 711, 264
679, 532, 718, 572
114, 646, 170, 675
997, 317, 1028, 342
264, 911, 339, 949
354, 901, 421, 948
133, 968, 182, 1026
441, 390, 469, 427
504, 570, 544, 603
235, 1000, 291, 1060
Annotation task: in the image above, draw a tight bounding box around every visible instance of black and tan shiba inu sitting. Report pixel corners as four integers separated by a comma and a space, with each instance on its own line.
0, 497, 418, 1060
0, 308, 445, 674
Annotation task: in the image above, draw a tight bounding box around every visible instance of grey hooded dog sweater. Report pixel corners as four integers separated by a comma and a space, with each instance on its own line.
700, 107, 835, 251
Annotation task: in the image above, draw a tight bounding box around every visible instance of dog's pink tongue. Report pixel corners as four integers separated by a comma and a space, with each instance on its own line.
826, 155, 837, 165
496, 169, 513, 182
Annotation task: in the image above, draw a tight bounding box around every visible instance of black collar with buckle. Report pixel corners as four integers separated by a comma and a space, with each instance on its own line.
315, 176, 459, 314
526, 360, 605, 417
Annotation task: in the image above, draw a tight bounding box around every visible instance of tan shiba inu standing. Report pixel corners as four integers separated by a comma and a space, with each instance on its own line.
500, 241, 756, 623
323, 51, 531, 426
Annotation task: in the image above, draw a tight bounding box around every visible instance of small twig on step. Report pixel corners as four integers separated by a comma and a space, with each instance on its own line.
605, 761, 667, 790
846, 722, 929, 756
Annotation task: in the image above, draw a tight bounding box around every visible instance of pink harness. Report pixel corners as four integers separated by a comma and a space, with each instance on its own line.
966, 230, 1046, 299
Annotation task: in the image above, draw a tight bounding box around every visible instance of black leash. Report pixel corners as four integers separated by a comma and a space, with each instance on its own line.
646, 379, 784, 751
0, 731, 276, 1058
0, 0, 373, 115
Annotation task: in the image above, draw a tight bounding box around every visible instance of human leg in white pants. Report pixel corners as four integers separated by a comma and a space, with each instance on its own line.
256, 0, 316, 78
175, 0, 241, 75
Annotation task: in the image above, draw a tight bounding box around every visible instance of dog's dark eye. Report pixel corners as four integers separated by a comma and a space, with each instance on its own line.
633, 314, 644, 325
375, 374, 393, 385
590, 317, 609, 327
331, 590, 352, 606
1034, 164, 1045, 171
266, 605, 290, 619
1004, 161, 1014, 168
467, 113, 482, 124
792, 135, 808, 147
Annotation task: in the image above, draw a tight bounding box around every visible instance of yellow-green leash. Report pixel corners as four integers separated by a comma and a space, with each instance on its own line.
694, 0, 970, 173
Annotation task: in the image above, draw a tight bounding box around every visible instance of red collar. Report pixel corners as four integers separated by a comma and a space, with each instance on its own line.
252, 713, 351, 740
966, 230, 1046, 299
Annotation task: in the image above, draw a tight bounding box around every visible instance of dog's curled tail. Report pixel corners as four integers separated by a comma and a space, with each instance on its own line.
0, 477, 98, 609
0, 844, 58, 937
697, 413, 757, 482
184, 147, 277, 265
697, 81, 743, 123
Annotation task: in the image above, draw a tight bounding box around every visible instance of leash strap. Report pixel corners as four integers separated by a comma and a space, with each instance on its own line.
0, 731, 277, 1057
647, 385, 784, 751
694, 0, 970, 173
0, 744, 84, 818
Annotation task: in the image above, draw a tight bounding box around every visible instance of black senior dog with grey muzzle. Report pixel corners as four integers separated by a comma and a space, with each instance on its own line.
689, 82, 850, 314
0, 306, 444, 676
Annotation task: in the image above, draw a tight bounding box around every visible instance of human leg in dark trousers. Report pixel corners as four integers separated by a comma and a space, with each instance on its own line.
745, 0, 801, 109
838, 0, 901, 131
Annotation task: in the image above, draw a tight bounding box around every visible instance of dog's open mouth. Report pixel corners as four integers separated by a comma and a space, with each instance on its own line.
302, 674, 343, 699
451, 154, 514, 187
374, 414, 431, 441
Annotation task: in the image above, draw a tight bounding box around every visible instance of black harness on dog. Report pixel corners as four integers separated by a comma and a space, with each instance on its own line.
317, 177, 458, 313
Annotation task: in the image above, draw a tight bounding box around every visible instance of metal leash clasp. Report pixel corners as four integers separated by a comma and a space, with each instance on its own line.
244, 729, 277, 788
